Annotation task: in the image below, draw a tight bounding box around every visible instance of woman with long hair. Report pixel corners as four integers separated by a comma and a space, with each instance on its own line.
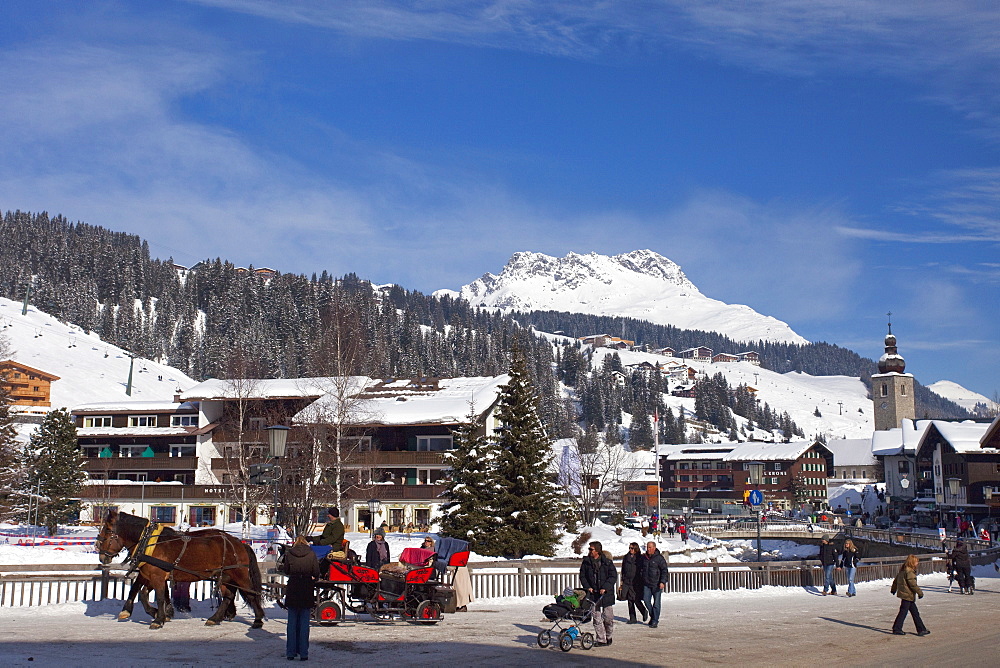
840, 539, 861, 597
890, 554, 929, 636
283, 535, 320, 660
620, 542, 648, 624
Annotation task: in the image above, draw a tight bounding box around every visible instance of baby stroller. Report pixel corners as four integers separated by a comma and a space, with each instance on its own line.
537, 589, 595, 652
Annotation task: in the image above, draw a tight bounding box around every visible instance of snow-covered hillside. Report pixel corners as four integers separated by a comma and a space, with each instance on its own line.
927, 380, 997, 415
590, 347, 874, 440
0, 297, 196, 411
438, 250, 807, 345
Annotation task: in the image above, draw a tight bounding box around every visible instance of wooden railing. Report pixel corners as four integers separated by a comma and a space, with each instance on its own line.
83, 456, 198, 472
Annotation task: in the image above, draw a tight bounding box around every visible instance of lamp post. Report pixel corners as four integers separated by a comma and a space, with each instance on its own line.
367, 498, 382, 539
747, 461, 764, 563
947, 477, 961, 535
265, 425, 289, 532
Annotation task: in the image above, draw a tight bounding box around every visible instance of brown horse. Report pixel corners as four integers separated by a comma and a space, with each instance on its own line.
97, 510, 265, 629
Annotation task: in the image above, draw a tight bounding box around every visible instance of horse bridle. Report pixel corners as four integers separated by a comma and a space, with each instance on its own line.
96, 519, 129, 563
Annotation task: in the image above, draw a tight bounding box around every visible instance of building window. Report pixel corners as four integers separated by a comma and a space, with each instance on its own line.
171, 415, 198, 427
84, 416, 112, 428
881, 383, 888, 397
416, 436, 453, 451
702, 462, 712, 469
120, 445, 151, 458
150, 506, 176, 524
128, 415, 157, 427
248, 417, 266, 430
170, 445, 196, 457
190, 506, 216, 526
338, 436, 373, 452
898, 460, 910, 474
680, 475, 690, 482
900, 385, 907, 396
390, 508, 404, 526
82, 446, 105, 458
118, 472, 148, 481
773, 463, 782, 471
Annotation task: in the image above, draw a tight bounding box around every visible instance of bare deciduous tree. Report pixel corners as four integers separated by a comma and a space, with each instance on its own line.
556, 426, 641, 526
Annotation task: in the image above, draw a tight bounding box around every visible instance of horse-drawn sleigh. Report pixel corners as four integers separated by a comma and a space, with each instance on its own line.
265, 540, 470, 625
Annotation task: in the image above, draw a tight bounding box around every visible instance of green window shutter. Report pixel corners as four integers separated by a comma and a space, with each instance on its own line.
406, 468, 417, 485
142, 446, 155, 457
99, 447, 113, 458
407, 435, 417, 451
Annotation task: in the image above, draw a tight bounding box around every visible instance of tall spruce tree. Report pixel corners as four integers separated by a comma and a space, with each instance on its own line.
490, 342, 563, 558
26, 409, 86, 534
438, 404, 500, 552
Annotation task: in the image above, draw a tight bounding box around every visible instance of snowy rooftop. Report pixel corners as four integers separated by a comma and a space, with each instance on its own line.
824, 438, 876, 465
870, 419, 932, 456
916, 420, 995, 455
180, 377, 352, 401
722, 440, 825, 462
294, 375, 510, 426
71, 400, 197, 413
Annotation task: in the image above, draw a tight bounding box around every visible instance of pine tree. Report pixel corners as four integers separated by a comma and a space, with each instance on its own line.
438, 405, 501, 552
26, 409, 86, 534
490, 342, 563, 558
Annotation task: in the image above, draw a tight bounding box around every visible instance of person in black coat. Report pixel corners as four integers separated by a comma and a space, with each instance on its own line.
950, 540, 973, 594
819, 535, 841, 595
580, 541, 617, 647
282, 536, 320, 660
365, 533, 392, 570
620, 542, 648, 624
640, 541, 669, 628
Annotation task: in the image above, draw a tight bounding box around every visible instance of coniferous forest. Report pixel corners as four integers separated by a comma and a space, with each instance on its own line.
0, 210, 967, 445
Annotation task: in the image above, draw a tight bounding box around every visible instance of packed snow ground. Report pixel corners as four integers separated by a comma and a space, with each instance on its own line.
0, 567, 996, 667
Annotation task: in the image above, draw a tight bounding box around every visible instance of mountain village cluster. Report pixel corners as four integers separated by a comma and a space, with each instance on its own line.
2, 284, 999, 541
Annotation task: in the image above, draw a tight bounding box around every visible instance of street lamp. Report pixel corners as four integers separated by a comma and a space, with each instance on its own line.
265, 425, 290, 530
947, 477, 961, 534
367, 498, 382, 539
747, 461, 765, 563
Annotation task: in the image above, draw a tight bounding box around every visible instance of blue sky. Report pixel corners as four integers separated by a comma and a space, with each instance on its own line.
1, 1, 998, 400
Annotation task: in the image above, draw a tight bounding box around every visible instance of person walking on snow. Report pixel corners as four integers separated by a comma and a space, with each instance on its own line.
580, 541, 617, 647
890, 554, 930, 636
640, 541, 669, 629
620, 542, 648, 624
819, 535, 841, 595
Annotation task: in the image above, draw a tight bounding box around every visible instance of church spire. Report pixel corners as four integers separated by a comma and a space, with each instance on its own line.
878, 313, 905, 374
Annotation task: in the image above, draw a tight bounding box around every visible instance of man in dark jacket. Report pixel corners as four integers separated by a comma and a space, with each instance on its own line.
282, 536, 320, 661
950, 540, 973, 594
819, 535, 841, 595
640, 541, 669, 629
366, 533, 392, 570
580, 541, 617, 647
312, 507, 346, 555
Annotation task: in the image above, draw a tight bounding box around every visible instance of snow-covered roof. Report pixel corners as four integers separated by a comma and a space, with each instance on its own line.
180, 377, 352, 401
71, 400, 197, 413
916, 420, 995, 455
870, 419, 932, 457
722, 440, 826, 462
294, 375, 509, 426
824, 438, 876, 466
982, 416, 1000, 449
664, 445, 734, 462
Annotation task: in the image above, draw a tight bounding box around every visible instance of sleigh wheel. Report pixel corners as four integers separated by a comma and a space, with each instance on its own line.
314, 601, 341, 625
413, 600, 441, 624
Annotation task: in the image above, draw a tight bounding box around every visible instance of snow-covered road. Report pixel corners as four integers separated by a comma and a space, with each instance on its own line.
1, 567, 997, 667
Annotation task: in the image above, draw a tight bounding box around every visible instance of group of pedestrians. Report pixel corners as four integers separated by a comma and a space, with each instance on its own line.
579, 540, 669, 647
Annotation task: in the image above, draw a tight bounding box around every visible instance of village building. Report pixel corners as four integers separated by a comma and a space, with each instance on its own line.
0, 360, 60, 409
71, 375, 509, 531
678, 346, 713, 360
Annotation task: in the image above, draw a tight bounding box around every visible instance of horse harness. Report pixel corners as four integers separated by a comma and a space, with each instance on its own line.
125, 522, 245, 583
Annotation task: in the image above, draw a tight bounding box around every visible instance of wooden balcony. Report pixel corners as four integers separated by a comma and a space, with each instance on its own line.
210, 451, 448, 472
80, 482, 447, 502
82, 456, 199, 472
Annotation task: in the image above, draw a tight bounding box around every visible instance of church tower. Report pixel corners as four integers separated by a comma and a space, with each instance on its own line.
872, 316, 915, 431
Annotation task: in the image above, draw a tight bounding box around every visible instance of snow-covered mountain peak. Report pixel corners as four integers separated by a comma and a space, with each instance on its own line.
449, 250, 807, 345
